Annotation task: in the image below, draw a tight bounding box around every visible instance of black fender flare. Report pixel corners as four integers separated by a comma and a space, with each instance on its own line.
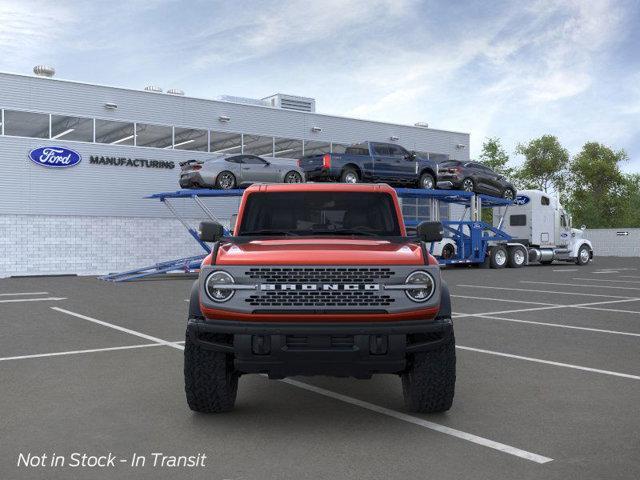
436, 280, 451, 320
188, 280, 203, 319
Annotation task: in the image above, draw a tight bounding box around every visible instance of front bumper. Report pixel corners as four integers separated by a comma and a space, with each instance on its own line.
187, 316, 453, 378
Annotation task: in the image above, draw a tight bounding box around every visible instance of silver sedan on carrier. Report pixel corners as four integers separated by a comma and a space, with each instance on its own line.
179, 154, 305, 189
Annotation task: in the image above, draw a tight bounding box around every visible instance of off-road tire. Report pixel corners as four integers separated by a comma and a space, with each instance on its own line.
340, 168, 359, 184
184, 331, 238, 413
402, 332, 456, 413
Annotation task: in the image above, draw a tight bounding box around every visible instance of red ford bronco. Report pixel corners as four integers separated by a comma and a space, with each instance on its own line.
185, 183, 455, 413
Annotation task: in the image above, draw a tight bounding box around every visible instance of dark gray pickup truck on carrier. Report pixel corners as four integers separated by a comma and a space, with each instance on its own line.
298, 141, 439, 189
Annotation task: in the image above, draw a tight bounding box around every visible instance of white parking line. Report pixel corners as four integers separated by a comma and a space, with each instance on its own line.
281, 378, 553, 464
455, 284, 636, 299
0, 340, 186, 362
0, 292, 49, 296
47, 308, 552, 463
552, 269, 578, 272
456, 346, 640, 380
453, 298, 640, 318
0, 297, 67, 304
456, 314, 640, 338
0, 343, 163, 362
451, 295, 558, 306
521, 281, 640, 291
51, 307, 185, 351
572, 278, 640, 284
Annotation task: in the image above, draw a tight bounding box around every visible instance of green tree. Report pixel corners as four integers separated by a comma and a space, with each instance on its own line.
515, 135, 569, 193
619, 174, 640, 227
566, 142, 628, 228
478, 137, 515, 177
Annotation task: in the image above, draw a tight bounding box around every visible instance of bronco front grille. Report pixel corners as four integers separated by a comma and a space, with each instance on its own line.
245, 267, 394, 283
243, 267, 397, 308
245, 290, 395, 308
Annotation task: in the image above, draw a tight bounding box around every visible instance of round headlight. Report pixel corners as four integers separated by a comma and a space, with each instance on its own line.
404, 271, 435, 303
205, 271, 235, 302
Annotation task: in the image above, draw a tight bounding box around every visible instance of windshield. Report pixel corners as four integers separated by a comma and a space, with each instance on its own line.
238, 192, 401, 237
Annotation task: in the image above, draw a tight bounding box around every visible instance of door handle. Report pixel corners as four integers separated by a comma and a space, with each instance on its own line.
242, 167, 250, 170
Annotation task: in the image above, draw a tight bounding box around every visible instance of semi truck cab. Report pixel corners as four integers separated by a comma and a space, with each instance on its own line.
497, 189, 593, 265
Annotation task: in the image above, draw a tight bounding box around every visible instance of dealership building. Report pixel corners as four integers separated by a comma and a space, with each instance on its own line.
0, 68, 470, 277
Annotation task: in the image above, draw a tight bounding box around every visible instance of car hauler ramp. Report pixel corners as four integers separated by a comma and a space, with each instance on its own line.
100, 187, 515, 282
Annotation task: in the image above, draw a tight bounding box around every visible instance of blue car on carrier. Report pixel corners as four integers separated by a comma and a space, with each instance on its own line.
298, 141, 439, 189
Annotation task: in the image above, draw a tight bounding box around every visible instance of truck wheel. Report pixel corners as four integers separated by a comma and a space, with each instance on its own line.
490, 245, 507, 268
419, 172, 435, 189
576, 245, 591, 265
507, 246, 526, 268
502, 188, 516, 200
402, 331, 456, 413
184, 330, 239, 413
341, 168, 359, 184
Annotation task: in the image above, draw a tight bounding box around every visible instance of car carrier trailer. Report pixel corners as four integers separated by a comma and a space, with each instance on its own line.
100, 186, 593, 282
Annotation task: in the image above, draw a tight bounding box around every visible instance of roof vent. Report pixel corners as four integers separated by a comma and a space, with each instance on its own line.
167, 88, 185, 96
33, 65, 55, 78
414, 122, 429, 128
144, 85, 163, 93
262, 93, 316, 113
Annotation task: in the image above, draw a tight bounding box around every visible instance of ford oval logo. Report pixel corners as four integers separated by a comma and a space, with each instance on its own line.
514, 195, 530, 205
28, 146, 82, 168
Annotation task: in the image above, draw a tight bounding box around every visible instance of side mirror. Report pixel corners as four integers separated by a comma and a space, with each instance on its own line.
199, 221, 225, 242
581, 224, 586, 231
416, 221, 444, 242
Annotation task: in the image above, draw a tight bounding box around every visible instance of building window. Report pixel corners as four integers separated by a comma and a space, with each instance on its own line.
331, 143, 349, 154
273, 137, 303, 159
173, 127, 208, 151
243, 134, 274, 156
210, 131, 242, 154
303, 140, 331, 156
3, 110, 50, 139
50, 114, 94, 142
95, 119, 135, 145
135, 123, 173, 148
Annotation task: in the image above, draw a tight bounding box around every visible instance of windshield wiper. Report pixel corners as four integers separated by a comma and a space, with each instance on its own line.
311, 228, 379, 237
240, 229, 300, 236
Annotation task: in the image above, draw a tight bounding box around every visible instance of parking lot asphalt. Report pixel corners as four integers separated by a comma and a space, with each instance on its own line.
1, 257, 640, 480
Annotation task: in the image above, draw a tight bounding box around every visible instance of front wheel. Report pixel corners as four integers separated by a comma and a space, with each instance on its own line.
184, 330, 239, 413
461, 178, 475, 192
402, 331, 456, 413
284, 171, 303, 183
419, 172, 435, 190
576, 245, 591, 265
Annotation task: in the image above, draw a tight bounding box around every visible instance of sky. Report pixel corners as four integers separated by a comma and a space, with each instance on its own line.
1, 0, 639, 171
